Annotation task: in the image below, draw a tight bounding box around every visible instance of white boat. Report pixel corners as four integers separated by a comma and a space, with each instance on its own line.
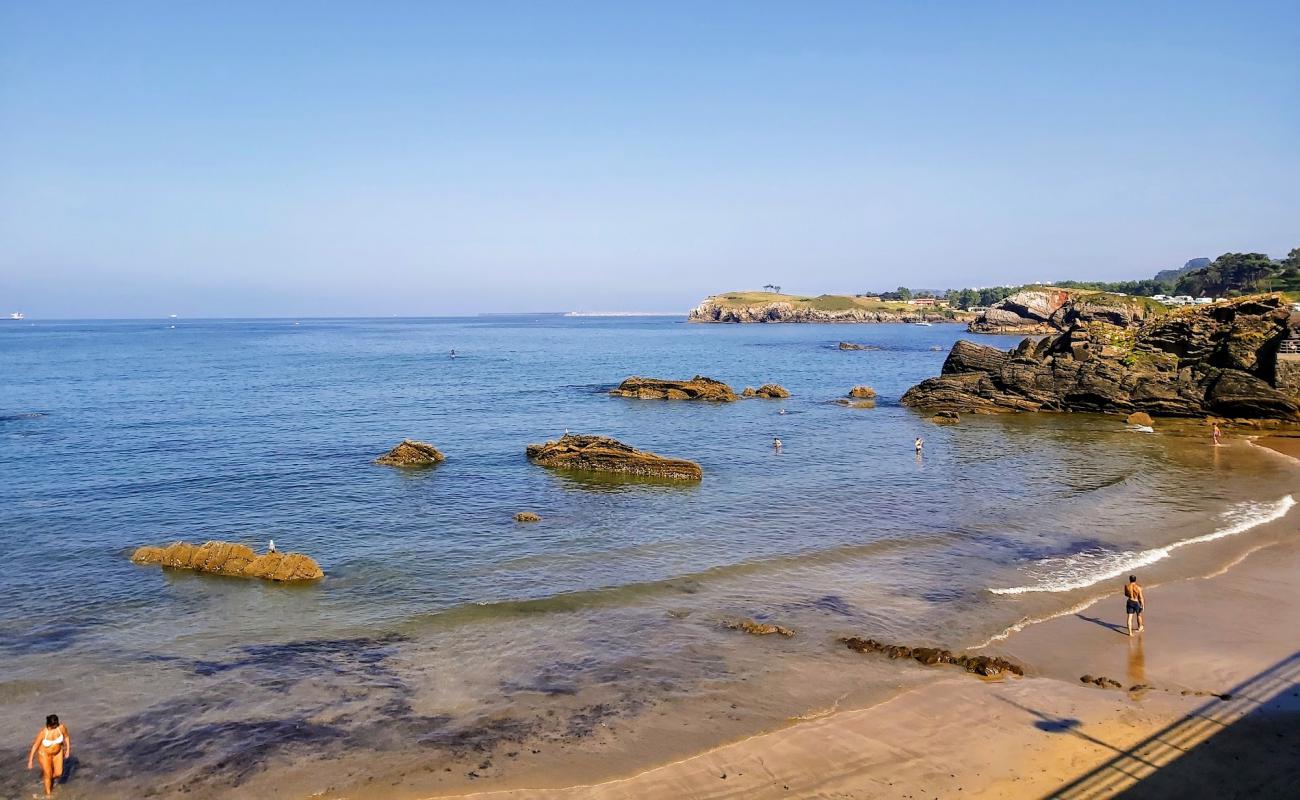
915, 320, 932, 326
8, 312, 24, 320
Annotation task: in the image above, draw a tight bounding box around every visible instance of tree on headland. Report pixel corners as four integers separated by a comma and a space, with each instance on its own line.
1174, 252, 1275, 297
896, 286, 912, 301
762, 283, 782, 294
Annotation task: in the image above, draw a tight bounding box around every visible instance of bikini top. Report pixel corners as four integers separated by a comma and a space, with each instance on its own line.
42, 729, 64, 748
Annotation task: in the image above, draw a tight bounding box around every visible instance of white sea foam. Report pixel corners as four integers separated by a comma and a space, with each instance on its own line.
990, 495, 1295, 596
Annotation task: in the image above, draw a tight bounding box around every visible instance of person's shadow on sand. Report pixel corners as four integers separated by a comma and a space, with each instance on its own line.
1076, 614, 1129, 635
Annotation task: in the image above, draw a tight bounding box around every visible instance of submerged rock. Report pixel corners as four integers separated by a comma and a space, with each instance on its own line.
848, 386, 877, 399
374, 439, 445, 467
1080, 674, 1124, 689
841, 636, 1023, 677
513, 511, 541, 522
725, 618, 795, 637
525, 433, 703, 481
838, 342, 880, 351
610, 375, 737, 402
1126, 411, 1155, 427
130, 541, 324, 582
930, 410, 960, 425
902, 294, 1299, 421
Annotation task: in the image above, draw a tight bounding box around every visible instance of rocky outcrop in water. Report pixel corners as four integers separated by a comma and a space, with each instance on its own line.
742, 384, 791, 399
725, 618, 795, 637
130, 541, 324, 581
848, 386, 877, 399
374, 439, 445, 466
839, 341, 881, 351
902, 294, 1300, 420
688, 295, 960, 324
968, 289, 1157, 335
841, 637, 1023, 678
513, 512, 541, 522
526, 433, 703, 481
610, 375, 737, 402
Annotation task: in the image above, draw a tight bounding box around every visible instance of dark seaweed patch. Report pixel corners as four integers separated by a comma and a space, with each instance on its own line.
0, 620, 89, 656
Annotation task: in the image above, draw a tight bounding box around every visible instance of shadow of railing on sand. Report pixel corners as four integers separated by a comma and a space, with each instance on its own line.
1043, 651, 1300, 799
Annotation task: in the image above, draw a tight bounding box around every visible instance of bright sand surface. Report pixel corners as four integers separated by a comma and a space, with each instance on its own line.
421, 439, 1300, 800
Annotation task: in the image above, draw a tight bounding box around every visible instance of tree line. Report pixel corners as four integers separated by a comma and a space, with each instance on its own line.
874, 248, 1299, 309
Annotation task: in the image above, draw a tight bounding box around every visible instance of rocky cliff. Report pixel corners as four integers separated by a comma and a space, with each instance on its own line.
967, 288, 1159, 334
902, 294, 1299, 419
688, 292, 961, 324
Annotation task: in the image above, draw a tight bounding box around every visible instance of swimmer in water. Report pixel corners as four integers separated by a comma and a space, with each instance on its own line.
450, 349, 456, 358
773, 437, 782, 451
27, 714, 70, 797
914, 436, 924, 453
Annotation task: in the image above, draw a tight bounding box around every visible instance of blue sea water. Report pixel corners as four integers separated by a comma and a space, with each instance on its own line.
1, 316, 1294, 798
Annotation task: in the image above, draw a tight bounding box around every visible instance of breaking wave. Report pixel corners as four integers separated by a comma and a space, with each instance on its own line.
990, 495, 1294, 595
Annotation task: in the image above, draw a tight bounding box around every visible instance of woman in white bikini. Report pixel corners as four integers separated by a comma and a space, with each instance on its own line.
27, 714, 70, 796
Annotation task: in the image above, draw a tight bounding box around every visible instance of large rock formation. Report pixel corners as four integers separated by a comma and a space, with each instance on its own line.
968, 289, 1158, 335
374, 439, 445, 466
611, 375, 737, 402
525, 433, 703, 481
130, 541, 324, 582
902, 294, 1300, 420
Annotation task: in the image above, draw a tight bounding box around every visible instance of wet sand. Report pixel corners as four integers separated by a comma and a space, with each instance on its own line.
426, 514, 1300, 799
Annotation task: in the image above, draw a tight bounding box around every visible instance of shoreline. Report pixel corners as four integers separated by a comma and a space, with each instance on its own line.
411, 442, 1300, 800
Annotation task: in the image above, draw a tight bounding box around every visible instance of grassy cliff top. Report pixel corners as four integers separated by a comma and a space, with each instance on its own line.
706, 291, 956, 314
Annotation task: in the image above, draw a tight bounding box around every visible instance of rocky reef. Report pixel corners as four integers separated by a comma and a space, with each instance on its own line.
513, 512, 541, 522
838, 341, 881, 350
841, 636, 1023, 678
724, 618, 795, 637
525, 433, 703, 481
848, 386, 877, 399
742, 384, 791, 398
610, 375, 737, 402
374, 439, 445, 466
130, 541, 324, 582
902, 294, 1300, 420
968, 288, 1158, 335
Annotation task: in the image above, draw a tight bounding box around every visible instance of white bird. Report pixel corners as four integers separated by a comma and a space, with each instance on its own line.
268, 539, 277, 553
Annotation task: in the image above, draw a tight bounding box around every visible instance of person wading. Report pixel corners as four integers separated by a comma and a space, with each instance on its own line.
27, 714, 70, 797
1124, 575, 1146, 636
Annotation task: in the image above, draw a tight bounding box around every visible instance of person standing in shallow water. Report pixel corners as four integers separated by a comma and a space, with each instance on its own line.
27, 714, 70, 796
1124, 575, 1146, 636
914, 436, 924, 454
1212, 422, 1222, 446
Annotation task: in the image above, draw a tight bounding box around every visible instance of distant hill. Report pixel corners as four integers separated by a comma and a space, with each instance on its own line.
1153, 257, 1210, 284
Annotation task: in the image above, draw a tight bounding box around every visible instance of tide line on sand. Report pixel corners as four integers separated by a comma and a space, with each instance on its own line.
989, 495, 1295, 596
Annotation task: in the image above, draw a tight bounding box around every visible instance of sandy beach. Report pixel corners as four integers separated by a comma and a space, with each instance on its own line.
423, 437, 1300, 800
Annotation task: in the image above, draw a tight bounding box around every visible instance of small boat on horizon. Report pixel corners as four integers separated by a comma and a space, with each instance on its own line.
8, 312, 24, 321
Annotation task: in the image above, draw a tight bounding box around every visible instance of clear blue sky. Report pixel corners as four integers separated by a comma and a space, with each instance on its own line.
2, 1, 1297, 317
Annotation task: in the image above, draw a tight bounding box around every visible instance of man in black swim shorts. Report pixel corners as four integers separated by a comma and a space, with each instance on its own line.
1124, 575, 1145, 636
